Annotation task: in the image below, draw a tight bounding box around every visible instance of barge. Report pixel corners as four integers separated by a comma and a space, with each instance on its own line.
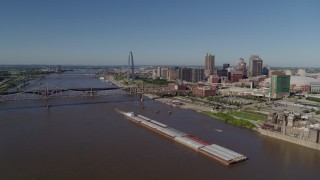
122, 112, 247, 165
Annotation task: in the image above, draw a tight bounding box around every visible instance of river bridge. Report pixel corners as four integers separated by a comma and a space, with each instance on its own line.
0, 84, 173, 102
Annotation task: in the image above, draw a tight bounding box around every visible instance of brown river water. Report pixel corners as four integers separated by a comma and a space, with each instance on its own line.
0, 71, 320, 180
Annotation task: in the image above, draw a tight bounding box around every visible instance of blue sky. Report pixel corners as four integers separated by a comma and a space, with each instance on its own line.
0, 0, 319, 67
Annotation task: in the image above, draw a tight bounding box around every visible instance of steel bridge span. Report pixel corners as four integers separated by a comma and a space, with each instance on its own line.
0, 85, 174, 102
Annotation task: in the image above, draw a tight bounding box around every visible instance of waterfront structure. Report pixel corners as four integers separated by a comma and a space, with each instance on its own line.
127, 51, 135, 80
262, 109, 320, 150
249, 55, 263, 77
270, 75, 290, 99
204, 53, 216, 77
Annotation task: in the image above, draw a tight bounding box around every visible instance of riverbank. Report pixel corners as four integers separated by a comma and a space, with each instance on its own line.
153, 96, 320, 150
155, 97, 213, 112
105, 75, 124, 87
152, 96, 257, 130
201, 111, 257, 130
0, 76, 25, 91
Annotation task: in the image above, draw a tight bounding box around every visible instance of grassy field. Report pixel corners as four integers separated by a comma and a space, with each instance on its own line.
0, 76, 24, 91
202, 111, 256, 129
229, 111, 267, 121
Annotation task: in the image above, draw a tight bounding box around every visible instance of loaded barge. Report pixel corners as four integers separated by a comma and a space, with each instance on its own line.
123, 112, 247, 165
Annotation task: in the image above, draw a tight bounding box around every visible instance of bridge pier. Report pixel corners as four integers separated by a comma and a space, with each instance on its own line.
139, 94, 145, 109
45, 98, 50, 111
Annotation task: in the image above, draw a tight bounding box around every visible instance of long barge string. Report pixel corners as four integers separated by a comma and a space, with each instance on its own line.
122, 112, 247, 165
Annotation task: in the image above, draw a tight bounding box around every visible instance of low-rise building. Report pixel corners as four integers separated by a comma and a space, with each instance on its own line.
208, 75, 219, 84
310, 82, 320, 93
269, 70, 286, 77
230, 71, 243, 83
168, 83, 187, 91
192, 86, 216, 97
219, 87, 269, 97
297, 69, 306, 76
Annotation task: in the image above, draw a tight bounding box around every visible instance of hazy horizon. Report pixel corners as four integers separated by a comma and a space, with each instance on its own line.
0, 0, 319, 67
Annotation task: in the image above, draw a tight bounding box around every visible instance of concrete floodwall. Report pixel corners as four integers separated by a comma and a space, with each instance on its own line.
259, 128, 320, 150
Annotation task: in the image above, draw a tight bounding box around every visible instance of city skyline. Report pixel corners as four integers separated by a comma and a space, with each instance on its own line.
0, 0, 319, 67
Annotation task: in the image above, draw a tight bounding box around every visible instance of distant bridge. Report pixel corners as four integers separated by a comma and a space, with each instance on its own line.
0, 85, 174, 102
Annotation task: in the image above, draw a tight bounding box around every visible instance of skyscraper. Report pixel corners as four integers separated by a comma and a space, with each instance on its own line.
270, 75, 290, 99
236, 58, 247, 77
249, 55, 263, 77
178, 67, 193, 82
191, 68, 204, 82
223, 63, 230, 69
204, 53, 216, 77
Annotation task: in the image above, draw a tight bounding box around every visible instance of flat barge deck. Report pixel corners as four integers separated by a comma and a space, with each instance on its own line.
123, 112, 247, 165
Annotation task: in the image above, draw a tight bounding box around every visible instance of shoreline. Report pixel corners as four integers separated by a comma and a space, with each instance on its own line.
105, 75, 124, 88
259, 128, 320, 150
107, 75, 320, 151
154, 96, 213, 112
151, 96, 320, 150
153, 96, 257, 130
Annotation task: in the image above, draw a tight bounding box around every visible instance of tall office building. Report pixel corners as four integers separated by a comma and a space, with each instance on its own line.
178, 67, 193, 82
217, 69, 228, 77
236, 58, 247, 77
157, 67, 162, 78
167, 67, 179, 81
262, 65, 270, 76
270, 75, 290, 99
192, 68, 204, 83
223, 63, 230, 69
161, 67, 168, 79
204, 53, 216, 77
249, 55, 263, 77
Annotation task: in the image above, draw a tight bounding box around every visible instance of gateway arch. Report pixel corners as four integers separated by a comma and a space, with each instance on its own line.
127, 51, 135, 80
